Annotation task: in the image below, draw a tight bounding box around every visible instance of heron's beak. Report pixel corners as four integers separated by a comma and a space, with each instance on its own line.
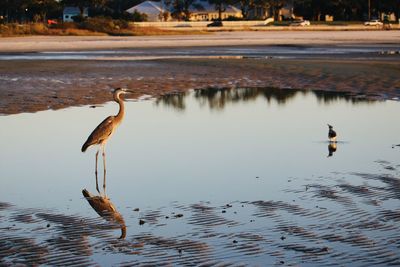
121, 89, 134, 94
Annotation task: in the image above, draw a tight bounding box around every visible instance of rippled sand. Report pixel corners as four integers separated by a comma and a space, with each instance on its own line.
1, 160, 400, 265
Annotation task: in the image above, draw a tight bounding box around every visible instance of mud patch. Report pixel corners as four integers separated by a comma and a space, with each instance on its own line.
0, 57, 399, 115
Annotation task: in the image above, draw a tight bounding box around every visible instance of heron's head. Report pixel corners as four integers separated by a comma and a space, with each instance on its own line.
327, 124, 333, 129
113, 88, 133, 101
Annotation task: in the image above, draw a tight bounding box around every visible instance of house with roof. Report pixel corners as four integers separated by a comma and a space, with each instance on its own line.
63, 7, 88, 22
126, 1, 169, 22
126, 0, 242, 21
126, 0, 297, 22
247, 1, 294, 20
188, 0, 242, 21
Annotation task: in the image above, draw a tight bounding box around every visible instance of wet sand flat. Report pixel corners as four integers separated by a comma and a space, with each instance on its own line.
0, 56, 399, 115
1, 31, 399, 115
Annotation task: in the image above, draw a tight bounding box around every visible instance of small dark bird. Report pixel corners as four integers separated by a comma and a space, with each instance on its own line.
327, 124, 337, 142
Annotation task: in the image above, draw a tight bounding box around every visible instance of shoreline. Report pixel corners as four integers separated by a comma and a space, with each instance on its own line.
1, 31, 400, 52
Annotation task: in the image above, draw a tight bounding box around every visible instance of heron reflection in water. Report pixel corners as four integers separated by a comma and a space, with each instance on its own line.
82, 189, 126, 239
81, 88, 133, 193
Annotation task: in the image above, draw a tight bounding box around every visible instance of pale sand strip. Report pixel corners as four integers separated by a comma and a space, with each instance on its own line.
0, 31, 399, 52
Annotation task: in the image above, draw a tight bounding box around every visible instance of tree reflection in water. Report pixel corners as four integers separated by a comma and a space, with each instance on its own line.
156, 87, 376, 111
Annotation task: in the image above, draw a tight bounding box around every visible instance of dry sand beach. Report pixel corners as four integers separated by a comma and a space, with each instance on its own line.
0, 31, 400, 52
1, 31, 400, 265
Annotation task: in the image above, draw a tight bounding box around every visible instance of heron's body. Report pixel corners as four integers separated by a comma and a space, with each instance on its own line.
328, 124, 337, 142
81, 88, 130, 193
81, 115, 121, 152
81, 89, 126, 152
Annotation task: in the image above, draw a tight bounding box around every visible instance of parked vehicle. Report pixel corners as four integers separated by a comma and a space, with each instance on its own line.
207, 20, 223, 27
290, 20, 310, 26
364, 19, 383, 26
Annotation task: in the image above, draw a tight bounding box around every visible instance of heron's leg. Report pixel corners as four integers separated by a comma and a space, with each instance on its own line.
95, 149, 100, 194
102, 145, 107, 195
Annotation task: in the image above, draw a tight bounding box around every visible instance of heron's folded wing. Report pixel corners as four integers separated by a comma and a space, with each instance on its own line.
82, 116, 114, 150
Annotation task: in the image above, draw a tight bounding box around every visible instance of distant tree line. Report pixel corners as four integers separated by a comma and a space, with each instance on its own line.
0, 0, 145, 23
0, 0, 398, 23
294, 0, 399, 21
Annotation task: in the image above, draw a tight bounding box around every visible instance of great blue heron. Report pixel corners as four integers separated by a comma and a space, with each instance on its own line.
82, 189, 126, 239
81, 88, 132, 193
327, 124, 337, 142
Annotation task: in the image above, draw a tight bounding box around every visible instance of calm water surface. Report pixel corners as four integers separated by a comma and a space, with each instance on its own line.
1, 89, 399, 208
1, 44, 400, 60
1, 88, 399, 265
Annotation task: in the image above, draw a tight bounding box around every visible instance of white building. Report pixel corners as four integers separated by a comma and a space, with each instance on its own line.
189, 0, 242, 21
126, 0, 242, 21
126, 1, 168, 22
63, 7, 88, 22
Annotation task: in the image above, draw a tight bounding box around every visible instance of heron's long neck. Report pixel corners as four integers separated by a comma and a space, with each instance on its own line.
115, 97, 125, 124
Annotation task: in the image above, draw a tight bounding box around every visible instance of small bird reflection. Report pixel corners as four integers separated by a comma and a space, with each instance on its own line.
327, 142, 337, 157
81, 88, 133, 193
82, 189, 126, 239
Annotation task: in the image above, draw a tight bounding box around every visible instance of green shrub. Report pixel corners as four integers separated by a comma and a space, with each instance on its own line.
52, 22, 78, 29
224, 16, 243, 21
0, 23, 50, 36
72, 15, 86, 23
31, 23, 48, 34
121, 11, 148, 22
78, 17, 133, 35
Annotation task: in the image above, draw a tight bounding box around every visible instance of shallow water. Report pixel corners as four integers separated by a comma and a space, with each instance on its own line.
1, 88, 400, 265
1, 44, 399, 60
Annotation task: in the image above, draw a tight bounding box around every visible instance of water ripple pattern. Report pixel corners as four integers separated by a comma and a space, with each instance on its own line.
1, 161, 400, 266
